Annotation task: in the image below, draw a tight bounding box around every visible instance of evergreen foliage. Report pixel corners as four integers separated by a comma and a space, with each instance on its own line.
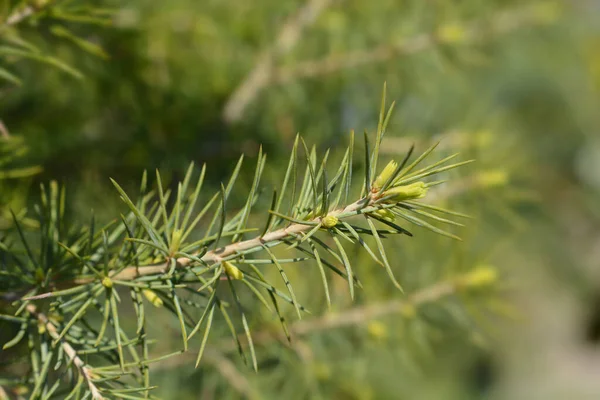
2, 0, 598, 399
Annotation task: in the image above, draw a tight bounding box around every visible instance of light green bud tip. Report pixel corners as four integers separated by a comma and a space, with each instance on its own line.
223, 261, 244, 280
384, 182, 428, 202
321, 215, 339, 229
143, 289, 163, 307
476, 170, 508, 188
367, 321, 388, 340
400, 303, 417, 319
101, 276, 113, 289
169, 229, 183, 253
437, 23, 466, 43
371, 208, 395, 222
461, 265, 498, 288
372, 160, 398, 191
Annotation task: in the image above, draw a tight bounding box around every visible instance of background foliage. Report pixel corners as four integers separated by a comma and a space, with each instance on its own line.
2, 0, 600, 399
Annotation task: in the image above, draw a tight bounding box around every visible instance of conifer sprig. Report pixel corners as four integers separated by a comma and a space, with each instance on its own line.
0, 88, 472, 398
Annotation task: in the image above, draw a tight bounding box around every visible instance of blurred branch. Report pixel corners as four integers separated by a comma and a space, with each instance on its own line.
153, 277, 459, 372
0, 120, 9, 138
3, 1, 53, 27
204, 349, 260, 400
25, 304, 104, 400
223, 0, 333, 123
292, 279, 456, 336
273, 4, 556, 83
223, 3, 559, 123
275, 33, 432, 83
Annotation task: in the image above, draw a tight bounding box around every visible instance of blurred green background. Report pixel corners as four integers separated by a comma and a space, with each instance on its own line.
3, 0, 600, 399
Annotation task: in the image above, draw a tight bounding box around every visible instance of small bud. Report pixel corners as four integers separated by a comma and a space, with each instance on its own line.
37, 320, 46, 335
313, 363, 332, 381
143, 289, 163, 307
101, 276, 113, 289
169, 229, 183, 253
367, 320, 388, 340
474, 129, 494, 148
437, 23, 467, 43
321, 215, 339, 229
372, 160, 398, 191
460, 265, 498, 288
400, 303, 417, 319
49, 313, 63, 324
475, 170, 508, 188
371, 208, 395, 222
223, 261, 244, 280
383, 182, 428, 202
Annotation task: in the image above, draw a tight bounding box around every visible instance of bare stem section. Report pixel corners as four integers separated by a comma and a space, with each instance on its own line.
223, 0, 333, 123
109, 194, 373, 281
26, 304, 104, 400
3, 1, 54, 27
292, 279, 456, 336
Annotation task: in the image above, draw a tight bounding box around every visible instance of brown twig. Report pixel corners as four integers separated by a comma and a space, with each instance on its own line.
223, 0, 333, 123
4, 6, 36, 26
25, 304, 104, 400
105, 193, 374, 282
0, 385, 8, 400
20, 193, 376, 301
21, 168, 485, 300
3, 1, 54, 27
0, 120, 9, 139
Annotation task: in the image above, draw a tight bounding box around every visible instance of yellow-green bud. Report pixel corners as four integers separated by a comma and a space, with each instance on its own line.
400, 303, 417, 319
223, 261, 244, 280
102, 276, 113, 289
37, 320, 46, 335
474, 129, 494, 148
384, 182, 428, 202
169, 228, 183, 253
372, 160, 398, 191
313, 363, 332, 381
321, 215, 339, 229
143, 289, 163, 307
460, 265, 498, 288
367, 320, 388, 340
371, 208, 395, 222
437, 23, 467, 43
476, 170, 508, 188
